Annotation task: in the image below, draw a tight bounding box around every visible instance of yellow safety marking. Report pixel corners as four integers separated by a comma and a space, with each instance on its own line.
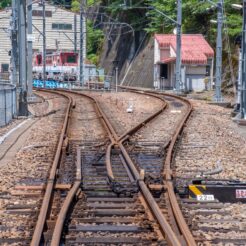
189, 185, 203, 196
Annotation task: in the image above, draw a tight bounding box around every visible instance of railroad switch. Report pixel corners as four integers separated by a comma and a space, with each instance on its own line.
187, 179, 246, 203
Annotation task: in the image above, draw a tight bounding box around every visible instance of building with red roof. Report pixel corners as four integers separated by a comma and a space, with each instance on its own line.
154, 34, 214, 91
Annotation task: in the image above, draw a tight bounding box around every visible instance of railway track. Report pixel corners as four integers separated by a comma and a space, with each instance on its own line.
123, 87, 246, 244
29, 88, 197, 245
0, 91, 69, 245
2, 87, 245, 245
173, 99, 246, 244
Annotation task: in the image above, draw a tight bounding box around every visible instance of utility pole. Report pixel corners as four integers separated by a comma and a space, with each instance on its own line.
241, 0, 246, 118
27, 0, 33, 97
175, 0, 182, 93
79, 0, 84, 86
17, 0, 28, 116
214, 0, 223, 102
42, 0, 46, 87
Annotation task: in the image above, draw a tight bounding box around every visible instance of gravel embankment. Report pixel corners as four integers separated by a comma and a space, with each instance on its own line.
175, 100, 246, 244
93, 92, 164, 136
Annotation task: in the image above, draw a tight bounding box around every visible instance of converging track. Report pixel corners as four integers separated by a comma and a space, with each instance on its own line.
30, 87, 196, 245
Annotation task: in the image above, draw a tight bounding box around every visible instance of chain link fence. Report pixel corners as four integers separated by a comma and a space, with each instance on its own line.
0, 82, 16, 127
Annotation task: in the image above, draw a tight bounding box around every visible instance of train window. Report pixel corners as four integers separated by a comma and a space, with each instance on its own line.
67, 55, 76, 63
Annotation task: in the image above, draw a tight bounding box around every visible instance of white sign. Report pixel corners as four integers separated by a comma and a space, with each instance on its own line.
236, 189, 246, 199
197, 194, 215, 201
27, 34, 36, 42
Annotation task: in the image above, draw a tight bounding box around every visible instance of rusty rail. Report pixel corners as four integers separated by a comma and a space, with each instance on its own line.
31, 90, 73, 246
51, 148, 82, 246
119, 86, 196, 246
49, 89, 182, 245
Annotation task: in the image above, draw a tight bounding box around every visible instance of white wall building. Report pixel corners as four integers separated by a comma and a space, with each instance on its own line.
0, 2, 85, 73
154, 34, 214, 92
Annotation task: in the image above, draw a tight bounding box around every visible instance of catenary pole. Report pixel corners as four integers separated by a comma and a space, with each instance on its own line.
214, 0, 223, 102
10, 0, 18, 116
240, 0, 246, 118
83, 0, 87, 61
175, 0, 182, 92
17, 0, 28, 115
74, 14, 77, 52
42, 0, 46, 87
10, 0, 18, 87
236, 48, 242, 112
79, 0, 84, 86
27, 0, 33, 97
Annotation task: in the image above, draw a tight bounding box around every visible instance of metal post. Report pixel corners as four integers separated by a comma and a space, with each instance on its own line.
116, 67, 118, 92
10, 0, 18, 116
175, 0, 182, 93
79, 1, 84, 86
27, 0, 33, 97
83, 0, 87, 60
42, 0, 46, 87
4, 90, 6, 125
235, 48, 242, 112
74, 14, 77, 52
11, 0, 18, 86
241, 0, 246, 118
17, 0, 28, 116
214, 0, 223, 102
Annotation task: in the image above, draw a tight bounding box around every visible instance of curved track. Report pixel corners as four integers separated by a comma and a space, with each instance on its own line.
31, 88, 195, 245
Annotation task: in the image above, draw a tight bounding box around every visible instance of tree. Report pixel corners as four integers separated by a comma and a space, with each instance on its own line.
0, 0, 11, 9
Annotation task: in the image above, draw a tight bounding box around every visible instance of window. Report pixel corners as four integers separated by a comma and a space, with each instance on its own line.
1, 64, 9, 73
32, 10, 52, 17
67, 55, 76, 63
160, 64, 168, 79
206, 65, 210, 76
52, 23, 59, 29
52, 23, 72, 30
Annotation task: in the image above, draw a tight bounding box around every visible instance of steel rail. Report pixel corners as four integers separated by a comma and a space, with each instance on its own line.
118, 92, 167, 142
31, 90, 73, 246
49, 90, 119, 246
51, 148, 82, 245
118, 141, 181, 245
50, 89, 182, 245
119, 86, 196, 246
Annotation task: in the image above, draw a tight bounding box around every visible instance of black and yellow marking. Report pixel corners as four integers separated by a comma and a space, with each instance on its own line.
186, 180, 246, 203
188, 185, 206, 199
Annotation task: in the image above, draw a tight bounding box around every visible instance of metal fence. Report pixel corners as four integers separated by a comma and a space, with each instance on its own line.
0, 83, 16, 127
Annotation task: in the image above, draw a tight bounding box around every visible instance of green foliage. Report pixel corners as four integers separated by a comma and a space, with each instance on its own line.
71, 0, 80, 12
2, 0, 242, 64
87, 20, 104, 65
0, 0, 11, 9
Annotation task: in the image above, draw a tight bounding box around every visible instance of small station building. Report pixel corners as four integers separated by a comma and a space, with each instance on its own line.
154, 34, 214, 91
